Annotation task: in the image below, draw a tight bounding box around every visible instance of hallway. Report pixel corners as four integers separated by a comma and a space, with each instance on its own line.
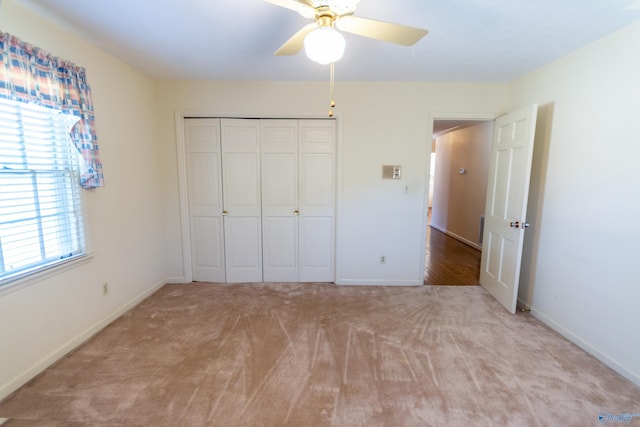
424, 226, 481, 285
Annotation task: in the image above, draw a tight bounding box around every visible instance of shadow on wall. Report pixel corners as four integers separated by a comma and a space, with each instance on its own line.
518, 102, 555, 305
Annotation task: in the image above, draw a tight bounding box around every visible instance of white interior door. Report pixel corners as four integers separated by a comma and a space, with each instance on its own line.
221, 119, 263, 283
480, 104, 538, 313
261, 120, 299, 282
184, 118, 225, 282
299, 120, 336, 282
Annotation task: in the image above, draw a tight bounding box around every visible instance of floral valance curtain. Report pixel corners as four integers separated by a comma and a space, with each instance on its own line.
0, 31, 103, 188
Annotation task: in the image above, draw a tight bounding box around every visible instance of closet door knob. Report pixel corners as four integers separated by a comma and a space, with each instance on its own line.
293, 210, 299, 216
222, 210, 228, 216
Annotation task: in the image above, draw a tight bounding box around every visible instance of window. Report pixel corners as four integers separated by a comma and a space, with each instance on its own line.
0, 97, 86, 285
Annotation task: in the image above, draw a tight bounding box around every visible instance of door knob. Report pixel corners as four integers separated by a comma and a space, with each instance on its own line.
222, 210, 228, 216
293, 210, 299, 216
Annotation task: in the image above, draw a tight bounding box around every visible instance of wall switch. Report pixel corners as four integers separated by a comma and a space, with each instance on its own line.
392, 166, 401, 179
382, 165, 402, 180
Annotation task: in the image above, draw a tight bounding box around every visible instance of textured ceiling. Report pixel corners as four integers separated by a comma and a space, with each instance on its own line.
15, 0, 640, 82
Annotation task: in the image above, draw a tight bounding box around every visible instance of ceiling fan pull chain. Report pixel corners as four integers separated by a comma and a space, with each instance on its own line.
329, 62, 335, 117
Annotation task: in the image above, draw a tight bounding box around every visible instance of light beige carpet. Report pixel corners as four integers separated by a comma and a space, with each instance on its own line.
0, 283, 638, 426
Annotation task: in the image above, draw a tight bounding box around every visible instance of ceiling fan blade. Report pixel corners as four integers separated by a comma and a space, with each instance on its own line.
275, 23, 317, 56
264, 0, 316, 18
336, 16, 428, 46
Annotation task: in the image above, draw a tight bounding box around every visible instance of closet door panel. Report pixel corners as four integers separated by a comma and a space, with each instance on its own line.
185, 118, 225, 282
299, 154, 334, 282
261, 120, 298, 282
221, 119, 262, 282
225, 216, 263, 282
300, 122, 335, 152
262, 153, 297, 214
224, 153, 260, 213
188, 154, 222, 216
299, 120, 336, 282
190, 217, 225, 279
300, 153, 334, 215
263, 217, 297, 281
299, 216, 333, 282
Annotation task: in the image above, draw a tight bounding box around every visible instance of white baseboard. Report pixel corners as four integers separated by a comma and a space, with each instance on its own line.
0, 278, 167, 401
429, 224, 482, 250
519, 298, 640, 387
165, 276, 186, 284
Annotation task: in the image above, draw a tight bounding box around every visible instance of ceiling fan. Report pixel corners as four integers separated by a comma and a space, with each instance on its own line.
265, 0, 429, 64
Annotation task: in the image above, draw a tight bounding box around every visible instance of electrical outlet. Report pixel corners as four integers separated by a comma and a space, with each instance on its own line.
380, 256, 386, 264
102, 282, 109, 296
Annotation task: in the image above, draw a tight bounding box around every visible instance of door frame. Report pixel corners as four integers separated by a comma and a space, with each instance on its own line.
174, 110, 343, 283
421, 112, 498, 283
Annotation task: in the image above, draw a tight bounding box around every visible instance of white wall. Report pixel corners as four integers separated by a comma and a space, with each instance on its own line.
431, 122, 492, 247
0, 0, 167, 399
510, 21, 640, 385
157, 81, 508, 286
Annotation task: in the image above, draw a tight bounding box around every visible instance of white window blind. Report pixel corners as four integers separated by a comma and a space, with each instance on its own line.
0, 98, 86, 285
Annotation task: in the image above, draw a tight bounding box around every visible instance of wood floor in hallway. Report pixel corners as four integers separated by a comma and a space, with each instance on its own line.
424, 226, 481, 285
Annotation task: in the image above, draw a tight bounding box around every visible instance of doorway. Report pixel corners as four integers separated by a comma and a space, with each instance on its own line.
424, 119, 493, 285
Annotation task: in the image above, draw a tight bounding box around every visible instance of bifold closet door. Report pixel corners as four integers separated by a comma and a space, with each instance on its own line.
221, 119, 263, 283
185, 118, 334, 284
184, 118, 225, 282
261, 119, 336, 283
261, 120, 299, 282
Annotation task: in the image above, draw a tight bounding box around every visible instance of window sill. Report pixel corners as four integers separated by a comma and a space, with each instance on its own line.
0, 252, 95, 297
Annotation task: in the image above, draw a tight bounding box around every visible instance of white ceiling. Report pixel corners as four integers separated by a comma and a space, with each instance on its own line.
15, 0, 640, 82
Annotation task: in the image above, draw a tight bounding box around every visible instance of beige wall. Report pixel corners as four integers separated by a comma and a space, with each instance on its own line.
431, 122, 492, 247
156, 81, 508, 285
0, 0, 167, 398
510, 21, 640, 385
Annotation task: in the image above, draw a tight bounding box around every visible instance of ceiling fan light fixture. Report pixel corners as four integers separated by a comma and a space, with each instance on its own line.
304, 26, 345, 65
